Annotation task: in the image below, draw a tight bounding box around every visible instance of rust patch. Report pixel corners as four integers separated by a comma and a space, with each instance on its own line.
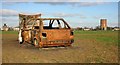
19, 14, 74, 47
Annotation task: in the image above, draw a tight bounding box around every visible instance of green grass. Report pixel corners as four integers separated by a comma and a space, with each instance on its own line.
74, 30, 118, 46
1, 30, 119, 46
2, 30, 118, 63
1, 31, 18, 34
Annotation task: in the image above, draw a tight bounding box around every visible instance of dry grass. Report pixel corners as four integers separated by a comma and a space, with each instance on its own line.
2, 30, 118, 63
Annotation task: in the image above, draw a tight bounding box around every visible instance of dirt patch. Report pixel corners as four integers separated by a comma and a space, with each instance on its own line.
2, 31, 118, 63
0, 34, 2, 64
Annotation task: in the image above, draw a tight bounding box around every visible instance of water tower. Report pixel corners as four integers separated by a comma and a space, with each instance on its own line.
100, 19, 107, 30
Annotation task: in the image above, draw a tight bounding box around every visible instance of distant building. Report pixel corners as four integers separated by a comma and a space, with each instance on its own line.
112, 27, 120, 31
100, 19, 107, 30
83, 28, 90, 31
1, 24, 9, 31
13, 27, 19, 31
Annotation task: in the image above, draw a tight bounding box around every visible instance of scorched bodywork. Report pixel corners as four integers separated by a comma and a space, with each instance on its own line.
18, 14, 74, 48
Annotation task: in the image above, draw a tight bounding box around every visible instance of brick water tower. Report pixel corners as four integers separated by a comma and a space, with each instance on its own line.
100, 19, 107, 30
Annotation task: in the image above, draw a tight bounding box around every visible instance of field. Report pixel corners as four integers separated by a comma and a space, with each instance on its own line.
1, 30, 119, 63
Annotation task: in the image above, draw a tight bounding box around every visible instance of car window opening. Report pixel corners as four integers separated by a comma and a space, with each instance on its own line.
43, 19, 69, 29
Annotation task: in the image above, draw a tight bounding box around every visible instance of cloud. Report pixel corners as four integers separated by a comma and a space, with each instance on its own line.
92, 16, 101, 19
33, 2, 110, 7
2, 0, 111, 7
2, 17, 18, 22
34, 0, 80, 2
0, 9, 86, 19
0, 9, 42, 17
0, 9, 19, 16
76, 2, 106, 6
2, 0, 30, 2
2, 0, 119, 2
1, 17, 19, 27
50, 12, 86, 18
2, 0, 80, 2
108, 22, 118, 27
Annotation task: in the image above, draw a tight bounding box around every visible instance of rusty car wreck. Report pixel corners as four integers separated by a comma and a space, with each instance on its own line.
18, 13, 74, 48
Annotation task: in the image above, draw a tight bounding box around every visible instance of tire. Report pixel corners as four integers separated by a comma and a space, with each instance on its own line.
34, 39, 39, 47
19, 40, 24, 44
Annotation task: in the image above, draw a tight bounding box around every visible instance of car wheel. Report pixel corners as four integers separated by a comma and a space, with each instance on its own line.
19, 40, 24, 44
34, 39, 39, 47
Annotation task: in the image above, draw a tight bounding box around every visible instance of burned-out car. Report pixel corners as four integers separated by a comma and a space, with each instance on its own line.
18, 14, 74, 47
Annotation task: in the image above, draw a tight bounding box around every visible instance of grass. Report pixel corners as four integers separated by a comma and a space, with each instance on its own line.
1, 31, 18, 34
1, 30, 119, 46
1, 30, 118, 46
73, 30, 118, 63
74, 30, 118, 46
2, 30, 118, 63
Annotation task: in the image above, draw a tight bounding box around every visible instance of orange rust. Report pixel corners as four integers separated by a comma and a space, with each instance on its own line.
19, 14, 74, 48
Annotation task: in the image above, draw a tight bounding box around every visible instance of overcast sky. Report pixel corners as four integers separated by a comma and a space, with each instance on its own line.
0, 0, 119, 28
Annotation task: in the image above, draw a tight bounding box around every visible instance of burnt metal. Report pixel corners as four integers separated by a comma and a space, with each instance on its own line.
19, 13, 74, 48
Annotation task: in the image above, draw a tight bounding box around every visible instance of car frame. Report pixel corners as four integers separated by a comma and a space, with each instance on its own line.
18, 14, 74, 48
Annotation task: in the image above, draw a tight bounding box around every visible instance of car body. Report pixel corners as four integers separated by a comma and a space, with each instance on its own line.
19, 14, 74, 48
